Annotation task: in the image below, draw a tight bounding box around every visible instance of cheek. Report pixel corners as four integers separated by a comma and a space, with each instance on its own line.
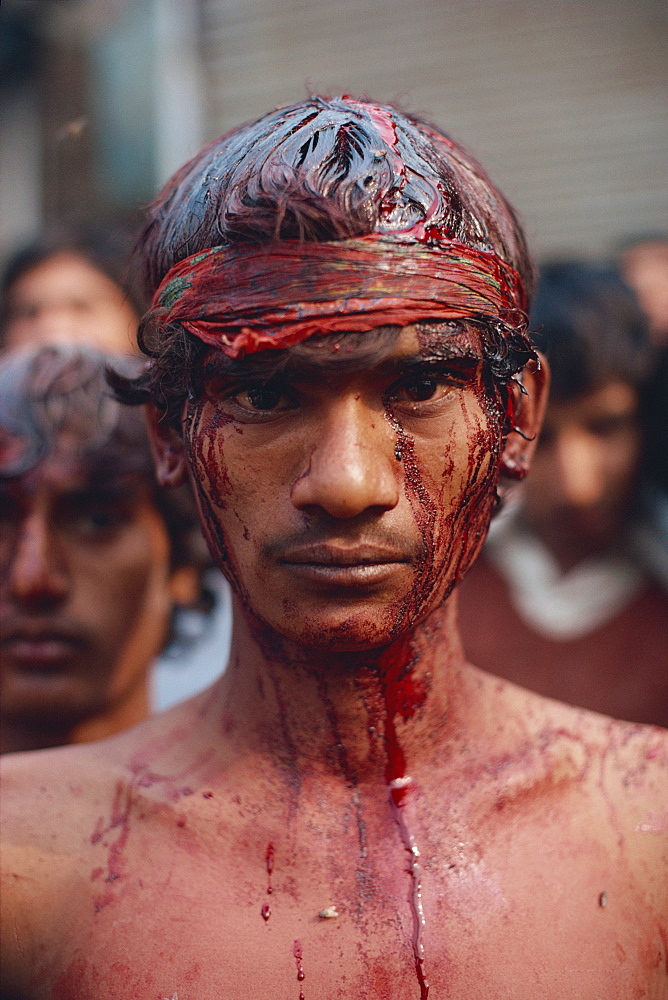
394, 396, 501, 617
99, 527, 170, 627
182, 402, 233, 562
606, 431, 642, 488
88, 533, 174, 702
436, 407, 500, 574
183, 403, 264, 594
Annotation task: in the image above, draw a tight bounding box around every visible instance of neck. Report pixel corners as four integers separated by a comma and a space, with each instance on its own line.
0, 680, 150, 755
203, 593, 471, 787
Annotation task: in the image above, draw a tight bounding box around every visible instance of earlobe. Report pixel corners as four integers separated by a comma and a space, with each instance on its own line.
145, 403, 187, 488
499, 352, 550, 481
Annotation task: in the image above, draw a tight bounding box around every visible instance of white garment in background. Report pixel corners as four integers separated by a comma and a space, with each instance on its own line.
483, 488, 667, 642
151, 569, 233, 711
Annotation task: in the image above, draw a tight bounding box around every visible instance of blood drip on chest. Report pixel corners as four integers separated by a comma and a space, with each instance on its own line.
378, 639, 430, 999
293, 939, 305, 999
260, 841, 275, 922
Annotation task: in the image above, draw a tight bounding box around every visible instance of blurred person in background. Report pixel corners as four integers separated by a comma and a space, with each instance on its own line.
0, 224, 234, 711
618, 234, 668, 348
0, 344, 224, 754
0, 221, 143, 354
458, 260, 668, 726
618, 234, 668, 499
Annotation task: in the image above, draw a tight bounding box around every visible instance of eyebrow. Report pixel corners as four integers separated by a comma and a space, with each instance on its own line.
202, 344, 481, 385
377, 353, 480, 381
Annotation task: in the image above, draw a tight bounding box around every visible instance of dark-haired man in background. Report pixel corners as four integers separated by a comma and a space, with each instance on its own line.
0, 223, 144, 355
0, 344, 211, 753
459, 260, 668, 726
1, 98, 665, 999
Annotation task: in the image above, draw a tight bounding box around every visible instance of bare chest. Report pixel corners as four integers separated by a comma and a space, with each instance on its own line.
24, 802, 665, 1000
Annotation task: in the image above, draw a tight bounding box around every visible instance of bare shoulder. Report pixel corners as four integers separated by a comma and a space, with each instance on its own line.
1, 742, 121, 849
0, 698, 201, 852
0, 703, 200, 993
0, 737, 132, 910
0, 741, 123, 993
480, 670, 668, 898
478, 663, 667, 768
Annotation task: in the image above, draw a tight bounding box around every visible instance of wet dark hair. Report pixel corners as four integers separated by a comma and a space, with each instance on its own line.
529, 260, 653, 400
113, 95, 536, 424
0, 220, 145, 346
0, 344, 208, 572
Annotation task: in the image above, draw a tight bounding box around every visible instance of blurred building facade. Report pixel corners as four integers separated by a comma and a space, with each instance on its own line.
1, 0, 666, 263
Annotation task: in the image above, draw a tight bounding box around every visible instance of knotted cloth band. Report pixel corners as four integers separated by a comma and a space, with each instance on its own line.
150, 235, 527, 358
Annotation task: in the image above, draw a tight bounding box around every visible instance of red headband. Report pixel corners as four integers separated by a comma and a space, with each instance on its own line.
150, 235, 526, 357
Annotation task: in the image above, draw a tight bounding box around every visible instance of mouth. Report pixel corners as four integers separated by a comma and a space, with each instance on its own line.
0, 626, 85, 672
278, 543, 413, 587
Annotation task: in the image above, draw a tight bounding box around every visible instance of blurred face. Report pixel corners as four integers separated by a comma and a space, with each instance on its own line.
620, 242, 668, 346
3, 252, 139, 354
522, 380, 642, 566
0, 442, 175, 726
176, 325, 505, 651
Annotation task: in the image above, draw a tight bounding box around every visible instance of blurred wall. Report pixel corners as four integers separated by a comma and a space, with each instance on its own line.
1, 0, 666, 264
0, 0, 204, 260
199, 0, 668, 258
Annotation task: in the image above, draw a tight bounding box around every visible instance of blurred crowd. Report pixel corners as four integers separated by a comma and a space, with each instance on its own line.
458, 246, 668, 726
0, 221, 666, 752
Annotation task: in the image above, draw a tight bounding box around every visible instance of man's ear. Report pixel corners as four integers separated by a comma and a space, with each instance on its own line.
499, 352, 550, 481
145, 402, 187, 488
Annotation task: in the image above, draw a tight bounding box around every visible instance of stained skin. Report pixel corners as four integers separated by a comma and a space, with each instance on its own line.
1, 328, 666, 1000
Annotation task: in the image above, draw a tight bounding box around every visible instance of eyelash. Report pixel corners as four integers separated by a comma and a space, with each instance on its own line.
386, 367, 470, 403
211, 364, 472, 418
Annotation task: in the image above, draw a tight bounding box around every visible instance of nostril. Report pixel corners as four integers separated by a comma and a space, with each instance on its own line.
291, 446, 400, 519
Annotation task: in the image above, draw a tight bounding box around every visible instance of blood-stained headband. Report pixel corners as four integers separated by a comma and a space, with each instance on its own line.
149, 235, 527, 358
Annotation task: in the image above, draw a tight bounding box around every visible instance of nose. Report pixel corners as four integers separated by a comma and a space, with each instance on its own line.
554, 430, 603, 507
290, 396, 400, 519
6, 513, 69, 609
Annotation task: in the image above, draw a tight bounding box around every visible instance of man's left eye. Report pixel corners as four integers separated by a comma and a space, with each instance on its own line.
390, 374, 461, 405
74, 508, 124, 536
395, 377, 441, 402
233, 384, 293, 412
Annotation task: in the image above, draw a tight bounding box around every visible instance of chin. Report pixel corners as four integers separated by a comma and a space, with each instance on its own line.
254, 601, 424, 654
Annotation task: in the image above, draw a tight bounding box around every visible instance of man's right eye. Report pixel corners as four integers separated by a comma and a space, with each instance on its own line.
244, 386, 284, 410
230, 383, 295, 414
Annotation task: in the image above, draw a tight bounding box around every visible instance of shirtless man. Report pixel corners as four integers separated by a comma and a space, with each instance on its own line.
1, 96, 665, 1000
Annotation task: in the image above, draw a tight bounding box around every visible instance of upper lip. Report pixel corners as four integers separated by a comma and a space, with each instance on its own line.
278, 543, 413, 566
0, 620, 87, 648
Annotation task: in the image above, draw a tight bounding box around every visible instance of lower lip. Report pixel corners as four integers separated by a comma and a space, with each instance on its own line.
4, 639, 78, 670
281, 562, 406, 587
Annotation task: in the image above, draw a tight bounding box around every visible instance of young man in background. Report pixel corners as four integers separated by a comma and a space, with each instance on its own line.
0, 344, 210, 752
458, 260, 668, 726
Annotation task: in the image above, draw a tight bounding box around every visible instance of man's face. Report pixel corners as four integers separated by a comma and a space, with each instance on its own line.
3, 252, 139, 354
178, 325, 504, 651
521, 380, 642, 565
0, 442, 175, 725
620, 242, 668, 346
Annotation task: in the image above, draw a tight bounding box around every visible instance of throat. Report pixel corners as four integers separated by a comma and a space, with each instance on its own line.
208, 595, 465, 785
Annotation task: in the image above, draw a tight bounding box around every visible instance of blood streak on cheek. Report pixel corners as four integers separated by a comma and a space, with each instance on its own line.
444, 384, 502, 590
183, 399, 249, 598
